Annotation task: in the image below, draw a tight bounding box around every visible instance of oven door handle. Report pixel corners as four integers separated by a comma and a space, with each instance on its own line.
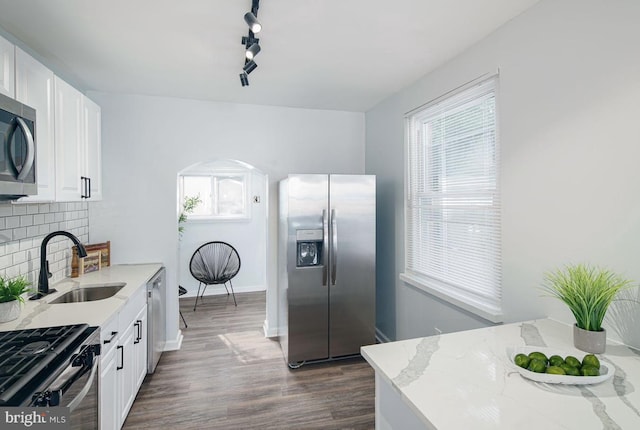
66, 354, 99, 412
47, 352, 98, 410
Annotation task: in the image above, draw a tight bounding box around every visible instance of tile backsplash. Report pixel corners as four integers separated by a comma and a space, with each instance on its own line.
0, 202, 89, 287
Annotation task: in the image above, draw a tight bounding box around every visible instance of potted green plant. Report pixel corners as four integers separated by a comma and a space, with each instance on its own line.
542, 263, 633, 353
0, 275, 32, 323
178, 195, 202, 238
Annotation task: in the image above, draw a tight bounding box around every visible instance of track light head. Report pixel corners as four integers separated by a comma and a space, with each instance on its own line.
243, 60, 258, 75
239, 0, 262, 87
240, 72, 249, 87
244, 12, 262, 33
245, 43, 261, 60
241, 35, 259, 46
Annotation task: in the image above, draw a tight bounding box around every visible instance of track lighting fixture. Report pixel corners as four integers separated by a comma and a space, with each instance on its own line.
243, 60, 258, 75
245, 43, 261, 60
240, 72, 249, 87
239, 0, 263, 87
244, 12, 262, 33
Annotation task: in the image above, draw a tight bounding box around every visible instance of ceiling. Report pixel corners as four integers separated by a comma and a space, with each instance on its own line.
0, 0, 540, 112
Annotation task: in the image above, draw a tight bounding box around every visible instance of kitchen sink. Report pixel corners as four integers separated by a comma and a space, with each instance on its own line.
50, 283, 126, 304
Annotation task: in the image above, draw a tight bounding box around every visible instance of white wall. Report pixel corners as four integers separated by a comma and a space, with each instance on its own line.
366, 0, 640, 348
178, 167, 268, 297
87, 93, 365, 345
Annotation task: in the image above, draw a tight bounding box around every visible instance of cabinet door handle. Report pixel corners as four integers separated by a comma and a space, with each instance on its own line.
87, 177, 92, 199
103, 331, 118, 344
81, 176, 88, 199
116, 345, 124, 370
134, 320, 142, 344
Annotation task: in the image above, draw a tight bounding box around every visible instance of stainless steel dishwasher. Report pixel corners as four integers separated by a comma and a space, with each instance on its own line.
147, 267, 166, 373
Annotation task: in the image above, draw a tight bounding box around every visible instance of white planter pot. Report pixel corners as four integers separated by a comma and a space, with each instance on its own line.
573, 324, 606, 354
0, 300, 21, 323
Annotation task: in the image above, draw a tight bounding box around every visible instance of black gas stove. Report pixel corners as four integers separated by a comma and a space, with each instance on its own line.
0, 324, 99, 408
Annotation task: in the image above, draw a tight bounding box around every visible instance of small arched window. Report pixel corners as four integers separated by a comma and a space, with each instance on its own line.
179, 172, 249, 220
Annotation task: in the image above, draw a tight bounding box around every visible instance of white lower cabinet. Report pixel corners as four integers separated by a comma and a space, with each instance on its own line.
133, 306, 148, 389
100, 287, 148, 430
100, 339, 119, 430
118, 321, 136, 425
99, 313, 119, 430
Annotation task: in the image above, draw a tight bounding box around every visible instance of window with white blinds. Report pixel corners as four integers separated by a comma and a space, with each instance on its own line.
403, 77, 502, 321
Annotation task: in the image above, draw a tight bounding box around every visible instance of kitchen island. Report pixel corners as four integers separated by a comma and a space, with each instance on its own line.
361, 319, 640, 430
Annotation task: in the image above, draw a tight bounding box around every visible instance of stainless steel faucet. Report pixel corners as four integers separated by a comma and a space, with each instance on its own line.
31, 231, 88, 300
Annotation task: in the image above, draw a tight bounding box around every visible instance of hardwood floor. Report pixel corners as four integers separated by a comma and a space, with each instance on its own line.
123, 291, 375, 429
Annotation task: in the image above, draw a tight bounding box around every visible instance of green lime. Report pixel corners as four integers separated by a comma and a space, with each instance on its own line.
560, 363, 580, 376
527, 358, 547, 373
514, 353, 531, 369
565, 356, 581, 369
549, 355, 564, 367
582, 354, 600, 369
528, 351, 548, 365
546, 365, 566, 375
581, 365, 600, 376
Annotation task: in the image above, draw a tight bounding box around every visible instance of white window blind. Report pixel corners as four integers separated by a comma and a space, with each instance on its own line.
404, 77, 502, 321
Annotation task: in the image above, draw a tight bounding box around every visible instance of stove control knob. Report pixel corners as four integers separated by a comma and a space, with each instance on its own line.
49, 390, 61, 406
31, 392, 50, 407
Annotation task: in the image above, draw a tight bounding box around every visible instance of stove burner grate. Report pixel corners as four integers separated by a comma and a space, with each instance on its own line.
18, 341, 51, 356
0, 323, 90, 405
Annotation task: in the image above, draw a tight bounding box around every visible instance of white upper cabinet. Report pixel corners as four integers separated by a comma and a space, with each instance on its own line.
84, 96, 102, 200
0, 35, 14, 97
3, 36, 102, 203
15, 47, 56, 202
54, 76, 102, 201
54, 76, 85, 201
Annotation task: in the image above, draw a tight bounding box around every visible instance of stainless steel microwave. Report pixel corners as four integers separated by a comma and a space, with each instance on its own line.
0, 92, 37, 199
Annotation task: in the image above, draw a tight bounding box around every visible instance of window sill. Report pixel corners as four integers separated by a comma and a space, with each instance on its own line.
186, 216, 250, 223
399, 272, 503, 323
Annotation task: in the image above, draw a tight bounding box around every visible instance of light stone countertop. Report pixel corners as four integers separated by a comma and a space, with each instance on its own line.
0, 263, 163, 332
361, 319, 640, 430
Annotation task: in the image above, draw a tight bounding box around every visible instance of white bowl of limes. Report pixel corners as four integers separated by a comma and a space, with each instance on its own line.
506, 346, 614, 385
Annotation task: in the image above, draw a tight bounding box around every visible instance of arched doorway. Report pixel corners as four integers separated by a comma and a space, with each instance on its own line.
176, 159, 269, 317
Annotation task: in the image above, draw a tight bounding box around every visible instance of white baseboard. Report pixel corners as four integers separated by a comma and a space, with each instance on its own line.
263, 318, 278, 338
164, 330, 184, 351
180, 284, 266, 298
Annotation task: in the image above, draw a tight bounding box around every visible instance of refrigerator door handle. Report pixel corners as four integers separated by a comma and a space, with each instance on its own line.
322, 209, 329, 286
331, 209, 337, 286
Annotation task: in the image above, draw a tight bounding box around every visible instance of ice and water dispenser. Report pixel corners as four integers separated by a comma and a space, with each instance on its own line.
296, 229, 323, 267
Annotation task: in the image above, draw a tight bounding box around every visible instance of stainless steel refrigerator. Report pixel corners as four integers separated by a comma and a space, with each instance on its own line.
278, 174, 376, 367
